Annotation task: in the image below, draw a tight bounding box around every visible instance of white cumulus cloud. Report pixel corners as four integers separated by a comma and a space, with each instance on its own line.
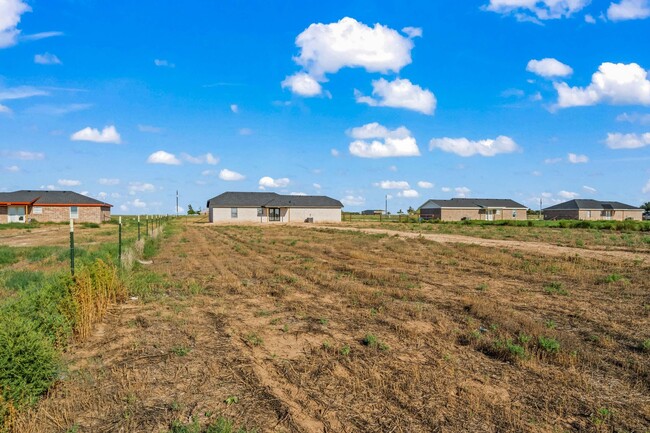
605, 132, 650, 149
429, 135, 519, 157
146, 150, 181, 165
526, 58, 573, 78
348, 122, 420, 158
281, 72, 322, 97
417, 181, 434, 189
558, 190, 579, 199
454, 187, 471, 197
230, 104, 239, 113
341, 195, 365, 206
71, 125, 121, 144
0, 0, 30, 48
219, 169, 245, 181
58, 179, 81, 187
484, 0, 589, 21
34, 53, 61, 65
607, 0, 650, 21
355, 78, 436, 114
292, 17, 414, 78
259, 176, 290, 189
401, 26, 422, 38
398, 189, 419, 198
374, 180, 410, 190
554, 62, 650, 108
567, 152, 589, 163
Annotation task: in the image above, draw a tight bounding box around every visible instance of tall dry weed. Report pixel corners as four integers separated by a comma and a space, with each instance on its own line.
70, 259, 126, 339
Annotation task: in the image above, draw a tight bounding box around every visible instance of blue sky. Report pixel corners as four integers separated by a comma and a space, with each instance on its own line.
1, 0, 649, 214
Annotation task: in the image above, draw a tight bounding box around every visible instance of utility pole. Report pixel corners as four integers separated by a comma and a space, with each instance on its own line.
385, 194, 388, 215
176, 190, 179, 217
539, 198, 542, 220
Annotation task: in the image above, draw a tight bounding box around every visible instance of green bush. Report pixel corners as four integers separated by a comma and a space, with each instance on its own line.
538, 336, 560, 353
0, 314, 60, 411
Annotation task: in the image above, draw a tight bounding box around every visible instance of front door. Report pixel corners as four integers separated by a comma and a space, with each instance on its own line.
603, 210, 612, 220
486, 210, 494, 221
269, 208, 281, 222
8, 206, 26, 223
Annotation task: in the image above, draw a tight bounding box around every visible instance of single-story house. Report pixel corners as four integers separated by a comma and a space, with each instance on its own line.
361, 209, 384, 215
206, 192, 343, 223
543, 199, 643, 221
0, 190, 112, 224
418, 198, 528, 221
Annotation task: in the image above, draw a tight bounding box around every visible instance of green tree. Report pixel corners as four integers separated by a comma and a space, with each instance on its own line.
407, 206, 415, 215
187, 204, 196, 215
642, 202, 650, 212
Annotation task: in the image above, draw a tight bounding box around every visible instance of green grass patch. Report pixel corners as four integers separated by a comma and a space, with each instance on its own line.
0, 246, 18, 266
1, 270, 46, 291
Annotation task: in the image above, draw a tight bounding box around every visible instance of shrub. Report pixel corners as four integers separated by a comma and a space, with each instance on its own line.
1, 270, 45, 292
0, 314, 59, 414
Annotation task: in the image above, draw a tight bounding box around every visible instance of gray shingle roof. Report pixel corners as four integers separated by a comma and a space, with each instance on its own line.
0, 190, 111, 206
207, 192, 343, 208
544, 199, 640, 211
419, 198, 527, 210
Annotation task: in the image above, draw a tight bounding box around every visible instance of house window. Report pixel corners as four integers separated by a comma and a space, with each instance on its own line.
586, 211, 591, 218
33, 207, 42, 215
603, 210, 612, 220
512, 210, 517, 218
496, 209, 501, 215
70, 206, 79, 219
231, 208, 238, 218
257, 207, 263, 217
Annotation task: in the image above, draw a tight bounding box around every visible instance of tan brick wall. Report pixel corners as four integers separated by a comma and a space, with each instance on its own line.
28, 206, 105, 223
210, 206, 341, 223
546, 209, 643, 221
438, 208, 527, 221
0, 206, 7, 223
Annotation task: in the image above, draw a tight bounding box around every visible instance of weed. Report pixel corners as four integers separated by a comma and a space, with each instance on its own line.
538, 336, 560, 353
639, 339, 650, 352
319, 318, 329, 326
545, 319, 557, 329
224, 396, 239, 405
591, 407, 612, 426
171, 346, 191, 356
340, 345, 351, 356
245, 333, 263, 346
0, 246, 17, 265
506, 340, 526, 359
603, 273, 625, 283
362, 333, 389, 350
544, 282, 568, 296
282, 324, 289, 333
517, 333, 531, 344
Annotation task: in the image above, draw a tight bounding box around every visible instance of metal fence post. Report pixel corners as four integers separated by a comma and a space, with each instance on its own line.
146, 215, 149, 237
69, 219, 75, 276
137, 214, 141, 241
118, 216, 122, 265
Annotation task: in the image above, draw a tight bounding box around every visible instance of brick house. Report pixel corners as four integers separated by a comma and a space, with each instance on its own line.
543, 199, 642, 221
206, 192, 343, 223
418, 198, 528, 221
0, 190, 112, 224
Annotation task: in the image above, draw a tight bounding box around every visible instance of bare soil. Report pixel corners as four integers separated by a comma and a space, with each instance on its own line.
13, 221, 650, 432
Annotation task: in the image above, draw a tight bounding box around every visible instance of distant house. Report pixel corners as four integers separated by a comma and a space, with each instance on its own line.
543, 199, 642, 221
361, 209, 384, 215
418, 198, 528, 221
0, 190, 112, 224
206, 192, 343, 223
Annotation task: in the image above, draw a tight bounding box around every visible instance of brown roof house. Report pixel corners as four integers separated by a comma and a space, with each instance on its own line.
0, 190, 112, 224
418, 198, 528, 221
543, 199, 642, 221
206, 192, 343, 223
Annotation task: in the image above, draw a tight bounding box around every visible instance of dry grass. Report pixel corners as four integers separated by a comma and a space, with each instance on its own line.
11, 221, 650, 432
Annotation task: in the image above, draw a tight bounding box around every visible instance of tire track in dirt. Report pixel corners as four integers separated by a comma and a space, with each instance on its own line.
312, 226, 650, 263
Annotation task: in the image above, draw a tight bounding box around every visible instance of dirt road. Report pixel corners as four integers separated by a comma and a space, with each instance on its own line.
314, 225, 649, 262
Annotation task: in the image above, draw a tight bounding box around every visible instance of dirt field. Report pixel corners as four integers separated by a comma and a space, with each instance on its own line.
12, 221, 650, 432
